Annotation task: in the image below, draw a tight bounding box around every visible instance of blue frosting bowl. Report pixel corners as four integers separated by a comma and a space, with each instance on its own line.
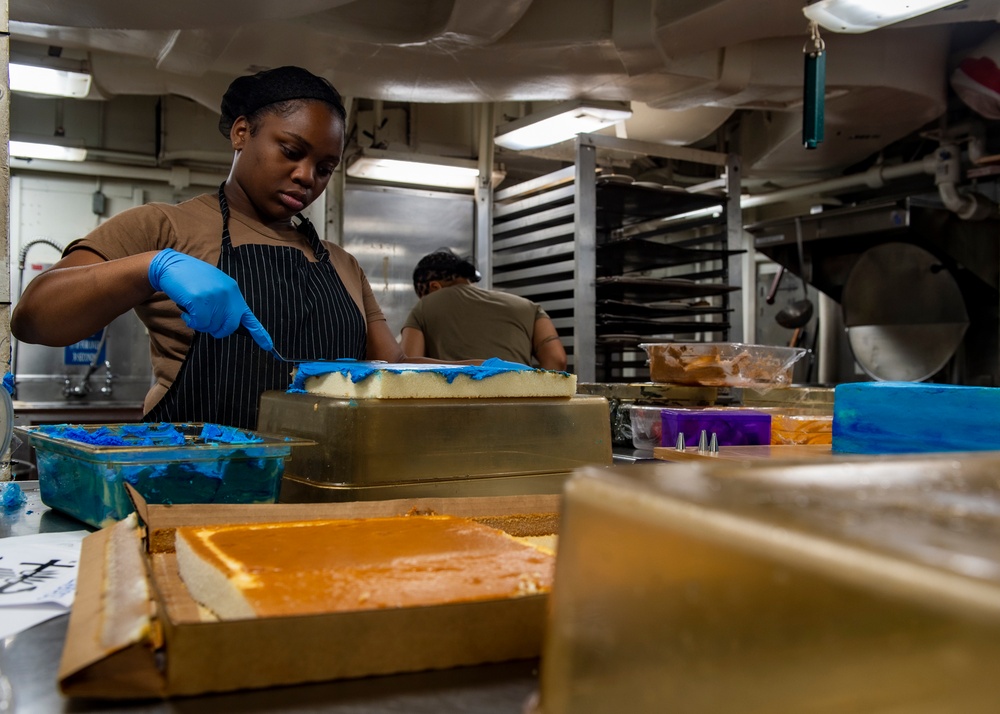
16, 422, 314, 528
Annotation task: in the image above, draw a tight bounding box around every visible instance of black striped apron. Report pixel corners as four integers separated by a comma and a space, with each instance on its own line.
145, 184, 367, 429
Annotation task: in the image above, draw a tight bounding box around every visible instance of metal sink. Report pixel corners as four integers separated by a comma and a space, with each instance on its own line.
14, 400, 144, 410
13, 400, 145, 425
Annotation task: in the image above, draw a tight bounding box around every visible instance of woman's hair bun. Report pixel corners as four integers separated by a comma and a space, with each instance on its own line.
219, 66, 346, 137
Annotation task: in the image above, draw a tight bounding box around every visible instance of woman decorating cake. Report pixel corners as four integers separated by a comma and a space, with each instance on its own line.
11, 66, 430, 429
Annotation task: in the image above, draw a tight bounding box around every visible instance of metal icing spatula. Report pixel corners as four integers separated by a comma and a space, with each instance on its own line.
269, 346, 334, 364
269, 346, 386, 366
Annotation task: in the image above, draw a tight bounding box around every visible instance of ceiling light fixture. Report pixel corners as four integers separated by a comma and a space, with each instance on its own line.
494, 100, 633, 151
346, 149, 503, 190
10, 62, 93, 98
802, 0, 964, 33
10, 141, 88, 162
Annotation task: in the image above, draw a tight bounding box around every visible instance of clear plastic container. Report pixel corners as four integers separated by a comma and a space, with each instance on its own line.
16, 423, 313, 528
770, 412, 833, 445
641, 342, 808, 389
629, 406, 665, 451
633, 404, 831, 448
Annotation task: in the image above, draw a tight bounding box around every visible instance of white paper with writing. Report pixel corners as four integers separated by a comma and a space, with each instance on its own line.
0, 531, 88, 638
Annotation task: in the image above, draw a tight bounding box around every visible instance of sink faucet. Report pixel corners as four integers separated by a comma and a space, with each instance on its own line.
100, 361, 114, 396
62, 330, 111, 399
63, 360, 114, 399
63, 377, 90, 399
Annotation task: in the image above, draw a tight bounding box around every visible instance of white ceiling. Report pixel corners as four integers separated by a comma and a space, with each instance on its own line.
11, 0, 1000, 177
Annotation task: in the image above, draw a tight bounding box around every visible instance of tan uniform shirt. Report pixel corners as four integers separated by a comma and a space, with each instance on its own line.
68, 193, 385, 411
403, 283, 546, 364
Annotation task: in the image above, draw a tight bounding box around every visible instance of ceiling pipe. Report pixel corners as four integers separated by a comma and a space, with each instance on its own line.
9, 157, 226, 189
742, 144, 998, 220
934, 143, 997, 220
740, 153, 939, 209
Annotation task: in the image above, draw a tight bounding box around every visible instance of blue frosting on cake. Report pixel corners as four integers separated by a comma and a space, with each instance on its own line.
833, 381, 1000, 454
288, 358, 541, 393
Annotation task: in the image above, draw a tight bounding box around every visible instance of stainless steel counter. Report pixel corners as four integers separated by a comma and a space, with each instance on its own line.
13, 400, 145, 425
0, 484, 541, 713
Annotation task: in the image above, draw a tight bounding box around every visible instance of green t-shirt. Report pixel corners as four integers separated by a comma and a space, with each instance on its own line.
403, 284, 547, 364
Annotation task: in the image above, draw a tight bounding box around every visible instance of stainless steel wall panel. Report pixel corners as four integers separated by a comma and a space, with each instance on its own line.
342, 184, 474, 336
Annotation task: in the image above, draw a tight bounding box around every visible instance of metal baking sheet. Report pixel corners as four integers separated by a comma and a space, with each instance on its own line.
596, 276, 738, 301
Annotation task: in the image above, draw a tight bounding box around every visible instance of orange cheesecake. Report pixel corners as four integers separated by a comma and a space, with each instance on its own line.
174, 515, 555, 620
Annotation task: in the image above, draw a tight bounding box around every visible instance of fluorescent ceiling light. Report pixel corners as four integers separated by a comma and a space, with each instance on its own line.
10, 62, 92, 98
346, 150, 501, 190
495, 100, 632, 151
803, 0, 963, 33
10, 141, 88, 162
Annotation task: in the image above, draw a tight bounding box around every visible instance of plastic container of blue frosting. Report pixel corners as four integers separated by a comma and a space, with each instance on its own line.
15, 422, 314, 528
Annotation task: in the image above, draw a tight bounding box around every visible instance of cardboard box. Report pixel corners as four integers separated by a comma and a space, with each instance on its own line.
59, 488, 560, 699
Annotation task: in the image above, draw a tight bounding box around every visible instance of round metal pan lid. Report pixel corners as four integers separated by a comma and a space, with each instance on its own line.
842, 242, 969, 382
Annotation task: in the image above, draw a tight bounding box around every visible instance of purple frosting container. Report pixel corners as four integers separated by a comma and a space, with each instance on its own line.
660, 409, 772, 447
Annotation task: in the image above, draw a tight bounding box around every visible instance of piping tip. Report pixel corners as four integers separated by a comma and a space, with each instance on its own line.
698, 429, 708, 453
675, 432, 686, 451
709, 432, 719, 454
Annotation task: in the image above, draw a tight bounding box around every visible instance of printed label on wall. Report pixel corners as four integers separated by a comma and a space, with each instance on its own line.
64, 330, 106, 367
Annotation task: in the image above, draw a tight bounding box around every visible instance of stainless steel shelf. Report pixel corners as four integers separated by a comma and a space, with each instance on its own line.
490, 137, 742, 381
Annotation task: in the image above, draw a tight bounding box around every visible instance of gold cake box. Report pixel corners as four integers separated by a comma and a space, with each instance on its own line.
257, 392, 613, 501
533, 455, 1000, 713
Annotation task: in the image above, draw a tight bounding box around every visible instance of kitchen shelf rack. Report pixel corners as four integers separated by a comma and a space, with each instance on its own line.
491, 135, 744, 381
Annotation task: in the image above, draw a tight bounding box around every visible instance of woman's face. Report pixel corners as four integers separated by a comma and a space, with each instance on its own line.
230, 100, 345, 225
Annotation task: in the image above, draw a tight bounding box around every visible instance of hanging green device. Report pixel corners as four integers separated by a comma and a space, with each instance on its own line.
803, 22, 825, 150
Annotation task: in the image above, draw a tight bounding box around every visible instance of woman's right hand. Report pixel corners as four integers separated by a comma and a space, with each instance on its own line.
148, 249, 274, 351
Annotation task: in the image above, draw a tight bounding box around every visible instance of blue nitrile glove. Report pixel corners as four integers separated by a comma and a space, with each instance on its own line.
148, 249, 274, 352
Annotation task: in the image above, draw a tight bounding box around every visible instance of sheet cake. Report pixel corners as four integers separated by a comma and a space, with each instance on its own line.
174, 514, 556, 620
288, 358, 577, 399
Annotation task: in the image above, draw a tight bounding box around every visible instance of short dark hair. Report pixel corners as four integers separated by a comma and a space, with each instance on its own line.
219, 66, 347, 138
413, 249, 481, 297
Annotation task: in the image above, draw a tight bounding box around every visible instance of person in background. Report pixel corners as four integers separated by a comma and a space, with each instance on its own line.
11, 66, 431, 430
400, 249, 568, 371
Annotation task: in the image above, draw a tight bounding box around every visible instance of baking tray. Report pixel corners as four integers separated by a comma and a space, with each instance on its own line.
256, 393, 613, 500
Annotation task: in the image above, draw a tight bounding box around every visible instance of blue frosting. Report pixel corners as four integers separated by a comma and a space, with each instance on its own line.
35, 422, 262, 447
32, 422, 285, 527
0, 483, 25, 510
833, 381, 1000, 454
40, 425, 138, 446
199, 423, 264, 444
288, 357, 543, 392
2, 373, 13, 395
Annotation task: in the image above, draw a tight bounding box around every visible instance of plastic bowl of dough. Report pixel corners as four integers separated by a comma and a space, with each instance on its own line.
640, 342, 808, 389
16, 422, 314, 528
